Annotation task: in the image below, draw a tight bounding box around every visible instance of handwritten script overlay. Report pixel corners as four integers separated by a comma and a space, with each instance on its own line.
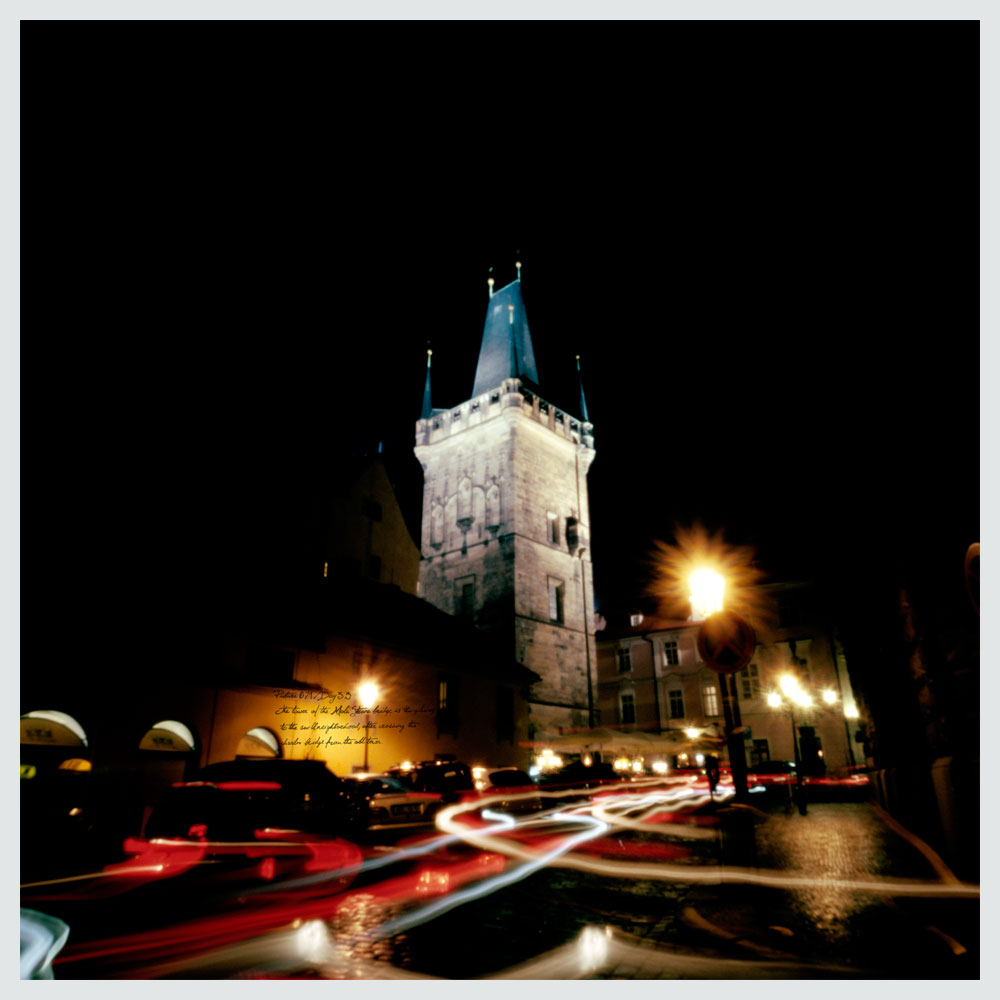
272, 690, 434, 748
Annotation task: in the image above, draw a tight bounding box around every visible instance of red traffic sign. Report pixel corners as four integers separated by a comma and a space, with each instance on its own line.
697, 611, 756, 674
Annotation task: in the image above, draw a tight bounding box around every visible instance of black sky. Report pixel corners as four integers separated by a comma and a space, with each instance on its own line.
39, 40, 979, 659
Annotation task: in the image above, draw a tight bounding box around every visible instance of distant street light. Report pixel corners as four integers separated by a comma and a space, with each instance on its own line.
358, 681, 379, 772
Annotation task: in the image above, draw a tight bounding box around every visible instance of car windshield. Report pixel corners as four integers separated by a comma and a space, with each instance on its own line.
488, 769, 535, 787
361, 776, 411, 794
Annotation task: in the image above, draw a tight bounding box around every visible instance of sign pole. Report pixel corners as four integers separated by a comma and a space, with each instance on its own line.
696, 610, 755, 804
720, 675, 749, 803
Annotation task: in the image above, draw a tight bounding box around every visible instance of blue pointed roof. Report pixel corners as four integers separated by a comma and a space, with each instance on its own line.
471, 279, 539, 398
420, 350, 433, 419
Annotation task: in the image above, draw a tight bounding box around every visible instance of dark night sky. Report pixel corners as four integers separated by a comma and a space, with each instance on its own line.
39, 43, 979, 660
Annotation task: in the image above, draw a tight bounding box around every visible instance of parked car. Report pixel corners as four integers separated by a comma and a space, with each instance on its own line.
347, 773, 443, 830
745, 760, 797, 787
385, 758, 475, 801
473, 767, 544, 815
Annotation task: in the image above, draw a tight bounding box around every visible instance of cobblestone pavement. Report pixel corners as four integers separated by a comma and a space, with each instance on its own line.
671, 801, 979, 979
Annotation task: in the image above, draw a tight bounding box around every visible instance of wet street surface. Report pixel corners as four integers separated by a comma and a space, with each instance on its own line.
21, 781, 979, 979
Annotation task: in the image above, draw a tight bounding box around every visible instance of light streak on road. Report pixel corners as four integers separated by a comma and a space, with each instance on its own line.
363, 809, 610, 941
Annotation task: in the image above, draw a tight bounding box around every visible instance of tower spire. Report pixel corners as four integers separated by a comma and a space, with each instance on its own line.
472, 273, 538, 397
420, 347, 433, 419
576, 354, 590, 423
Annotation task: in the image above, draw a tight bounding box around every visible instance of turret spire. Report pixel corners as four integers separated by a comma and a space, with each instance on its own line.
420, 347, 433, 419
576, 354, 590, 423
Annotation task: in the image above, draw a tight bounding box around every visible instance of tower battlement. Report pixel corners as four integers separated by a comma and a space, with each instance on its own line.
415, 378, 595, 451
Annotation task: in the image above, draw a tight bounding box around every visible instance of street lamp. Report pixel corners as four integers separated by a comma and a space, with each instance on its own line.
689, 568, 726, 621
358, 681, 379, 772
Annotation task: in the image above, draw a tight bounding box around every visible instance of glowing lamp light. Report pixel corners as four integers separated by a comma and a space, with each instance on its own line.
631, 759, 643, 773
684, 727, 701, 740
358, 682, 379, 710
689, 568, 725, 619
844, 705, 860, 720
766, 692, 783, 708
695, 753, 705, 766
613, 757, 630, 772
582, 754, 592, 767
779, 674, 800, 697
822, 689, 839, 705
652, 761, 668, 774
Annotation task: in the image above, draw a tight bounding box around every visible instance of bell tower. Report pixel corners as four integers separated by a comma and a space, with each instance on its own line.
414, 265, 597, 751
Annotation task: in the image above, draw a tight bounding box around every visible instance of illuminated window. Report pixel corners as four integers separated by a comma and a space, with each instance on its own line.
617, 646, 632, 673
548, 577, 565, 623
702, 684, 720, 717
437, 674, 459, 735
669, 688, 685, 719
547, 512, 559, 546
663, 640, 679, 667
620, 693, 635, 725
739, 662, 760, 699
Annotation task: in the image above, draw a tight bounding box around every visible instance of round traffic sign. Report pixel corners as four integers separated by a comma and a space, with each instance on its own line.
697, 610, 756, 674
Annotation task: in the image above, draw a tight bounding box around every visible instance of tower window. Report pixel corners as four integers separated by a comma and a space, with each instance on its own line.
566, 517, 579, 550
455, 576, 476, 617
548, 577, 565, 623
663, 640, 679, 667
547, 512, 559, 546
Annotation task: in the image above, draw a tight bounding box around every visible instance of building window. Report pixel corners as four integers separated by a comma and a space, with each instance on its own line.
617, 646, 632, 673
702, 684, 720, 717
455, 576, 476, 617
548, 577, 565, 623
620, 693, 635, 726
663, 640, 679, 667
547, 512, 559, 546
566, 516, 579, 550
751, 739, 770, 765
739, 662, 760, 700
668, 688, 684, 719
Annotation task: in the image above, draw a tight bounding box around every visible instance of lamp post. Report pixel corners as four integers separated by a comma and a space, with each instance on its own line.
767, 676, 839, 815
358, 681, 379, 772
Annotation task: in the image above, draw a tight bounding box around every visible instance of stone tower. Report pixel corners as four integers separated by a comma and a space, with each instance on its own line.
414, 268, 597, 752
